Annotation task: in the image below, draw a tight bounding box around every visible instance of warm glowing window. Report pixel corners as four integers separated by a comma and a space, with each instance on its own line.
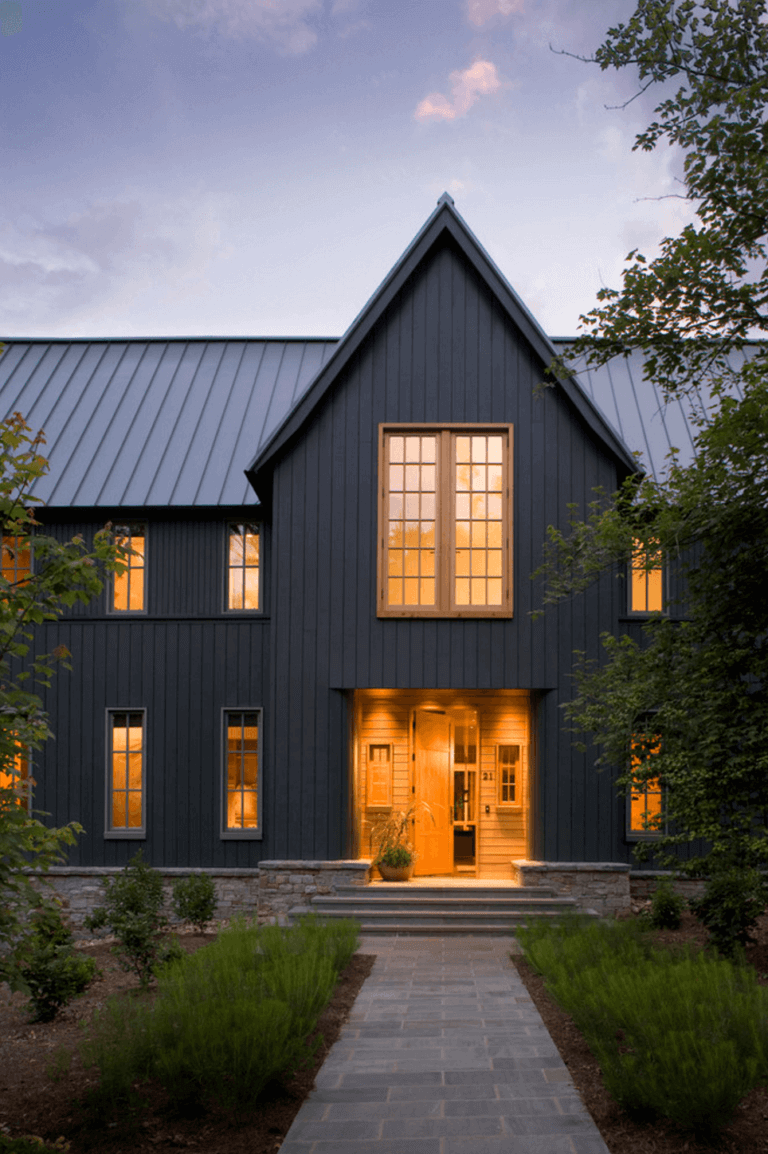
227, 524, 260, 611
112, 524, 146, 612
0, 747, 32, 812
629, 733, 663, 837
108, 711, 144, 833
379, 426, 512, 616
366, 743, 393, 809
497, 744, 520, 805
1, 536, 31, 585
224, 711, 260, 833
630, 540, 663, 614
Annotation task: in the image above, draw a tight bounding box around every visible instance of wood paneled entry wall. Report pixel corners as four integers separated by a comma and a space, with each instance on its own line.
352, 690, 531, 878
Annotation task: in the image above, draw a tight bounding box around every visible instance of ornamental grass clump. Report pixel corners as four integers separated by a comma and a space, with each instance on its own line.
83, 915, 359, 1114
518, 916, 768, 1136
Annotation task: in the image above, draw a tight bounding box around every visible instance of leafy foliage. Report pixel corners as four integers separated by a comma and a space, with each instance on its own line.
690, 867, 768, 957
171, 873, 217, 932
0, 412, 129, 981
84, 852, 182, 987
10, 905, 98, 1022
518, 916, 768, 1134
648, 878, 685, 930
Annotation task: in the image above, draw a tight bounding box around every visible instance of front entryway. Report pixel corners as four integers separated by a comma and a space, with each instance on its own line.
353, 689, 531, 879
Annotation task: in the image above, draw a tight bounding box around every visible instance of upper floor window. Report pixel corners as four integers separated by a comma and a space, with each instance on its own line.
227, 524, 259, 611
106, 710, 145, 836
0, 746, 32, 813
222, 709, 261, 836
112, 524, 146, 612
628, 732, 663, 838
629, 539, 663, 614
378, 426, 512, 617
1, 536, 31, 586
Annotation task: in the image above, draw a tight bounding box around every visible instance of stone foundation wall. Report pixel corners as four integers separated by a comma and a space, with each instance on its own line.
629, 871, 705, 904
257, 860, 371, 925
511, 860, 631, 916
32, 860, 372, 930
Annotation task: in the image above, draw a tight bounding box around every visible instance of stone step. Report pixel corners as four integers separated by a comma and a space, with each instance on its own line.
334, 884, 562, 899
288, 906, 597, 935
307, 894, 578, 914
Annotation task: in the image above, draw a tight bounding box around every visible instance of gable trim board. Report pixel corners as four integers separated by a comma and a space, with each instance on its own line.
1, 194, 715, 917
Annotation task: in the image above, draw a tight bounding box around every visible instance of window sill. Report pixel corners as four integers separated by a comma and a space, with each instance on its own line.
220, 831, 263, 840
378, 609, 514, 619
104, 830, 146, 839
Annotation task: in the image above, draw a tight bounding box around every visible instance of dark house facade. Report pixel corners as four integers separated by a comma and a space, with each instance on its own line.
0, 195, 690, 917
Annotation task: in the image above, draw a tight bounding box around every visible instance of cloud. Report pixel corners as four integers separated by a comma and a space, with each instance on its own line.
141, 0, 322, 53
465, 0, 523, 27
415, 60, 502, 123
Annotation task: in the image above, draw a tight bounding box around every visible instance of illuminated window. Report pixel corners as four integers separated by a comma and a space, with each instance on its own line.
107, 711, 145, 835
223, 710, 260, 835
379, 427, 512, 616
0, 747, 32, 812
497, 744, 520, 806
628, 733, 663, 837
227, 524, 260, 611
366, 743, 393, 809
630, 540, 663, 614
1, 536, 31, 585
112, 524, 146, 612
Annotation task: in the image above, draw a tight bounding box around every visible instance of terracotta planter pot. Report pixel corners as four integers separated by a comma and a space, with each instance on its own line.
378, 862, 414, 882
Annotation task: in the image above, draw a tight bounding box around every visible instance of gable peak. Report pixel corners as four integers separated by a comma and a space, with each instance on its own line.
437, 191, 455, 207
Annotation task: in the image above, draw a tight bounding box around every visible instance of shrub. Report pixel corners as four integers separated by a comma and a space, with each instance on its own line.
84, 851, 181, 987
517, 916, 768, 1135
648, 878, 684, 930
690, 867, 768, 958
378, 846, 412, 868
171, 873, 217, 932
83, 916, 359, 1113
11, 907, 97, 1022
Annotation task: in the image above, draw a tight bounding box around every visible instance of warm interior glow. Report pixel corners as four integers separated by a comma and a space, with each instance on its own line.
630, 735, 662, 833
114, 527, 145, 612
1, 536, 32, 585
228, 525, 260, 610
387, 435, 437, 606
111, 712, 143, 828
226, 714, 259, 828
498, 744, 519, 804
0, 748, 31, 810
454, 434, 503, 606
631, 541, 663, 613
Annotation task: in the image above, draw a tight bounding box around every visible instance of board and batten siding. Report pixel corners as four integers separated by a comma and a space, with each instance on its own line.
267, 235, 634, 865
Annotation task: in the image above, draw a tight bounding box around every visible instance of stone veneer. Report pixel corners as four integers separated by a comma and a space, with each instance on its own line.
31, 861, 372, 929
629, 870, 705, 903
511, 860, 631, 916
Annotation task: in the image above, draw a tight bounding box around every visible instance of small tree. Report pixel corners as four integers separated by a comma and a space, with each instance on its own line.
0, 409, 128, 985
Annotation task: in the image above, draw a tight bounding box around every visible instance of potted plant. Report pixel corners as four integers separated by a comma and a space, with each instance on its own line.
370, 803, 434, 882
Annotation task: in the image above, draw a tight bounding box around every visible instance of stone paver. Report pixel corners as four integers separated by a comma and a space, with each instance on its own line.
279, 935, 610, 1154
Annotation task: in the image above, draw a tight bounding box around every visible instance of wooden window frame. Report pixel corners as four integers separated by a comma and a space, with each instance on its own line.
225, 523, 261, 613
220, 707, 263, 840
377, 424, 513, 618
628, 539, 665, 616
110, 523, 147, 614
105, 709, 146, 839
496, 742, 522, 809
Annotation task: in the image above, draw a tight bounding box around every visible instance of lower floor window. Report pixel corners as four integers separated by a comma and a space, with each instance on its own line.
0, 746, 31, 811
108, 710, 145, 834
224, 710, 260, 834
628, 733, 663, 837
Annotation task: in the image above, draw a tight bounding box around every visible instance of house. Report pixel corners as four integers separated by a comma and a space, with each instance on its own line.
0, 194, 701, 922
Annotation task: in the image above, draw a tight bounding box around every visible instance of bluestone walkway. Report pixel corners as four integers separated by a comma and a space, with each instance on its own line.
279, 935, 610, 1154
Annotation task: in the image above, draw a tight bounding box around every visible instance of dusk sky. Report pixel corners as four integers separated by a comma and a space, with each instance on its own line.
1, 0, 695, 339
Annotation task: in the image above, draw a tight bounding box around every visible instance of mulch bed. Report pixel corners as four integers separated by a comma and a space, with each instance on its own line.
512, 908, 768, 1154
0, 930, 374, 1154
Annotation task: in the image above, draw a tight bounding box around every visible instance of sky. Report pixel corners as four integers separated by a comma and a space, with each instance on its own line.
0, 0, 696, 339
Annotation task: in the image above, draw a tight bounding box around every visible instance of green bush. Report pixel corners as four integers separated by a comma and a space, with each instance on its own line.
171, 874, 217, 932
0, 1136, 70, 1153
648, 878, 685, 930
10, 907, 97, 1022
690, 867, 768, 958
518, 916, 768, 1135
83, 915, 359, 1113
84, 851, 181, 987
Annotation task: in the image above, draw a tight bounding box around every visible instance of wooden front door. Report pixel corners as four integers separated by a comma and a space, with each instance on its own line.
413, 709, 452, 875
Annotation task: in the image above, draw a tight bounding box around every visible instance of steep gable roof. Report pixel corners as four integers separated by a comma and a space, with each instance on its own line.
245, 193, 638, 498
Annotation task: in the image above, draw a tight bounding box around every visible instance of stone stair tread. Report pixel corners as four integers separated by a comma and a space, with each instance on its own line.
310, 895, 578, 906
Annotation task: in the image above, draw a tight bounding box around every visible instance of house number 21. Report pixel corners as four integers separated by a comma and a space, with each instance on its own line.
482, 772, 494, 781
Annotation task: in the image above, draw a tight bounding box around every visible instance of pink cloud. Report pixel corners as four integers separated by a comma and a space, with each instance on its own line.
466, 0, 524, 26
414, 60, 502, 122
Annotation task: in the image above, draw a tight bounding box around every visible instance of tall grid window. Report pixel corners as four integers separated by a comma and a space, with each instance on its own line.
630, 540, 663, 614
379, 426, 512, 617
108, 711, 145, 833
227, 524, 260, 611
224, 711, 260, 833
0, 747, 31, 812
1, 536, 31, 585
628, 733, 663, 837
497, 744, 520, 805
112, 524, 146, 612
